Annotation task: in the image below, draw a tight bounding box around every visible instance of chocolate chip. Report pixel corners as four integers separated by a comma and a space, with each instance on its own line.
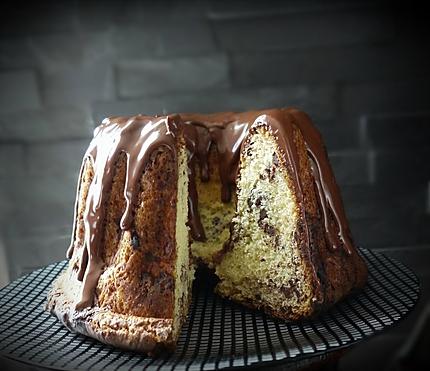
261, 165, 276, 181
268, 165, 276, 181
259, 208, 268, 221
264, 224, 276, 236
255, 196, 262, 207
280, 285, 293, 298
131, 233, 140, 249
212, 216, 220, 226
289, 279, 302, 299
258, 214, 277, 237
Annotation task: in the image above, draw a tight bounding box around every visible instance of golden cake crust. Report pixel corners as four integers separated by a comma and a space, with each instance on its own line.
46, 264, 175, 354
46, 135, 186, 354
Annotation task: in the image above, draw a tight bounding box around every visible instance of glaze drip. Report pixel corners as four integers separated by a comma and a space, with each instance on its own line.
182, 123, 206, 241
182, 116, 249, 203
290, 109, 353, 255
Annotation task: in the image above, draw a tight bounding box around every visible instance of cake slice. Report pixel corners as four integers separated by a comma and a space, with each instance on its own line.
214, 109, 367, 320
46, 115, 193, 353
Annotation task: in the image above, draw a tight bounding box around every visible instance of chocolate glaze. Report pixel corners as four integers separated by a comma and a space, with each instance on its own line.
181, 123, 206, 241
181, 113, 249, 203
67, 115, 182, 309
289, 109, 354, 255
68, 108, 354, 309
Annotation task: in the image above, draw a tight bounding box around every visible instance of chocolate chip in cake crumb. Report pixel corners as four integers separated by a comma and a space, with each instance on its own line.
258, 214, 277, 237
261, 165, 276, 181
289, 279, 302, 299
264, 224, 276, 236
131, 233, 140, 249
268, 165, 276, 181
72, 261, 79, 271
259, 208, 268, 221
255, 196, 262, 207
257, 205, 277, 237
280, 285, 293, 299
212, 216, 220, 226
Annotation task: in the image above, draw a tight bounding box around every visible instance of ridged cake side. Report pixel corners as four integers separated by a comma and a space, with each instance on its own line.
46, 117, 192, 354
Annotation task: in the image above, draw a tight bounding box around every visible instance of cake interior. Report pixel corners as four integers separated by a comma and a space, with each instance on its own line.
172, 144, 194, 338
190, 145, 236, 268
214, 128, 314, 318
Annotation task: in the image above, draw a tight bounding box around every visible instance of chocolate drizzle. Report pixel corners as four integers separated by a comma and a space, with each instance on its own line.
67, 108, 355, 310
289, 109, 353, 255
181, 113, 249, 203
182, 123, 206, 241
67, 115, 181, 309
250, 109, 353, 256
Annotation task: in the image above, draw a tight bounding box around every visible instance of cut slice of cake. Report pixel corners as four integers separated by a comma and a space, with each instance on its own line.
214, 109, 367, 320
46, 115, 194, 353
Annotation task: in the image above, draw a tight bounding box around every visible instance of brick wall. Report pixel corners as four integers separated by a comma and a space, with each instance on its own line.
1, 1, 429, 280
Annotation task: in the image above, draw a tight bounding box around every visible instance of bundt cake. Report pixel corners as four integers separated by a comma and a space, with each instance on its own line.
46, 108, 367, 353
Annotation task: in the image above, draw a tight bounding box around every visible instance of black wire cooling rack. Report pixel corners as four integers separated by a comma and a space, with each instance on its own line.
0, 249, 420, 370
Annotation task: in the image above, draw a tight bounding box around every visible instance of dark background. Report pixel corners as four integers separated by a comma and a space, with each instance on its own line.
0, 1, 429, 370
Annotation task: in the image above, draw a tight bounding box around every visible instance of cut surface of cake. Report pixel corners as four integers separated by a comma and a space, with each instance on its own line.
46, 107, 367, 353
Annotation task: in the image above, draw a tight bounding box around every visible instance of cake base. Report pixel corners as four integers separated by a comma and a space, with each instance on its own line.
46, 264, 176, 354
